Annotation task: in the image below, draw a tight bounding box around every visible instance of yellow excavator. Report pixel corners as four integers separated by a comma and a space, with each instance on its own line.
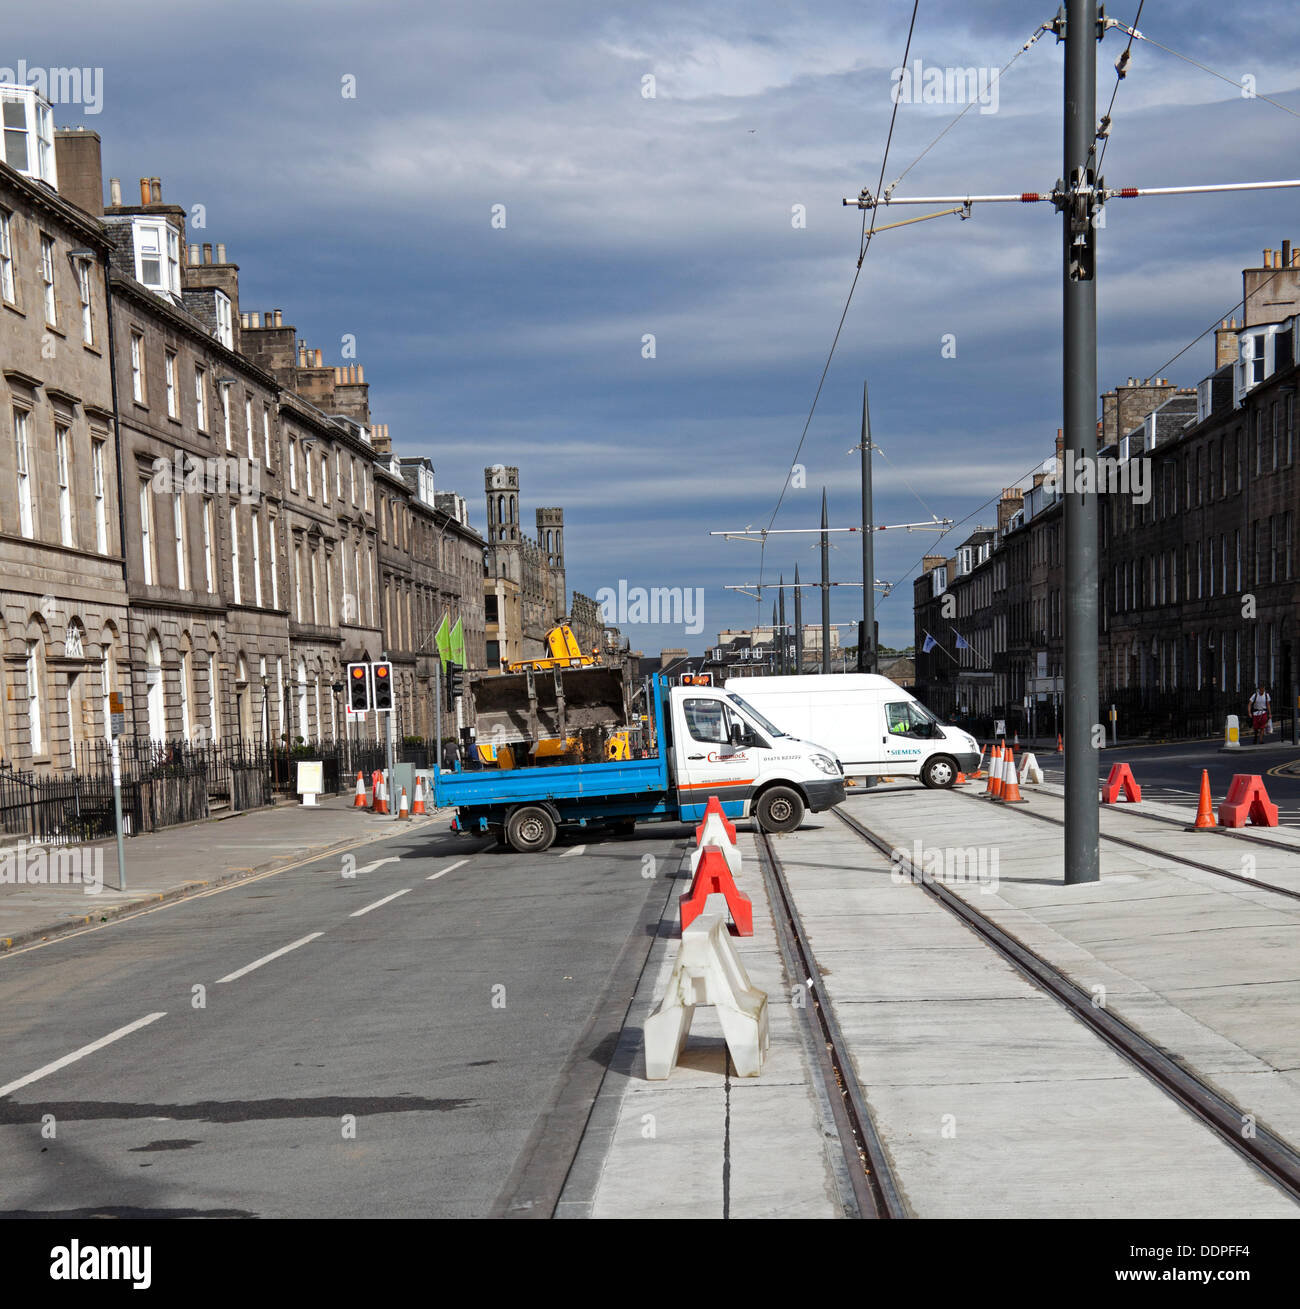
476, 623, 633, 766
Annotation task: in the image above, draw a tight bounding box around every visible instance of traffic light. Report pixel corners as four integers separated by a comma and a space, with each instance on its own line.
372, 660, 393, 712
445, 662, 464, 710
346, 662, 370, 713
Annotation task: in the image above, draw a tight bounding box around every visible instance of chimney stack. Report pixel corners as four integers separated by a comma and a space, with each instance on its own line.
109, 176, 121, 206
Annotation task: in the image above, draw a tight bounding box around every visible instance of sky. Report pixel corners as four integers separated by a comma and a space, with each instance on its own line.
6, 0, 1299, 654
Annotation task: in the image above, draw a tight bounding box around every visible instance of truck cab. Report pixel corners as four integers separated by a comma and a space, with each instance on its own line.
668, 685, 845, 832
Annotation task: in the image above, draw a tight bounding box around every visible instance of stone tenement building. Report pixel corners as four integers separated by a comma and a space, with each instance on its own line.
915, 241, 1300, 738
0, 84, 490, 766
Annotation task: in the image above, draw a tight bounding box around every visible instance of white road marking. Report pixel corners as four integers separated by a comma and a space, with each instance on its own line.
216, 932, 323, 983
560, 845, 586, 857
355, 856, 401, 876
0, 1012, 167, 1098
349, 888, 412, 917
427, 859, 468, 881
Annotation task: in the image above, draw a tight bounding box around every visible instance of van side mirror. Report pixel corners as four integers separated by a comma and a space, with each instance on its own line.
729, 721, 746, 746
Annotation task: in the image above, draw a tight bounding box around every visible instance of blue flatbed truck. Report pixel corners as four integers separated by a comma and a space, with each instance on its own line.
432, 673, 846, 852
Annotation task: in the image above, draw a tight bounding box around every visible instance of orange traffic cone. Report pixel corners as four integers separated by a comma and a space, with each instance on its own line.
375, 776, 389, 815
411, 776, 427, 815
397, 787, 410, 820
972, 745, 986, 779
1056, 733, 1063, 754
371, 769, 384, 812
1190, 770, 1217, 830
984, 744, 1002, 798
353, 771, 368, 808
1001, 755, 1028, 803
954, 771, 968, 786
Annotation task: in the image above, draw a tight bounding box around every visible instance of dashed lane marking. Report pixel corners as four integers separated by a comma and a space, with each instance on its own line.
216, 932, 324, 983
427, 860, 468, 881
0, 1012, 167, 1098
348, 889, 412, 918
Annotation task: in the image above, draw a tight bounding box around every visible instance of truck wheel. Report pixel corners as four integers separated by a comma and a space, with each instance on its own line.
921, 755, 957, 789
755, 787, 804, 834
506, 806, 557, 853
611, 817, 636, 837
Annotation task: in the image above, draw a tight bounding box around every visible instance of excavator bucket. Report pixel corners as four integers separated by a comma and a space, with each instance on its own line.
469, 663, 630, 747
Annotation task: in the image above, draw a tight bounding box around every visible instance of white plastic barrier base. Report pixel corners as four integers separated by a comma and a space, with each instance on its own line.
1019, 752, 1044, 785
697, 811, 736, 849
643, 912, 769, 1080
689, 838, 742, 878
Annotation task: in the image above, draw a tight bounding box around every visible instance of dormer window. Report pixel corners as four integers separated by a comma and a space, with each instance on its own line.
1, 86, 56, 187
132, 217, 180, 299
1235, 326, 1277, 406
214, 290, 233, 348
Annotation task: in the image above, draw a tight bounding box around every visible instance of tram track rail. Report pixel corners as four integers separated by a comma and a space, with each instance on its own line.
830, 804, 1300, 1206
952, 785, 1300, 903
754, 828, 908, 1219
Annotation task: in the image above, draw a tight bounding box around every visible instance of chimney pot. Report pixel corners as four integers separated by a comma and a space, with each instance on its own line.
150, 177, 161, 204
250, 311, 260, 328
274, 310, 282, 327
1283, 240, 1292, 266
357, 364, 365, 384
216, 242, 226, 263
314, 349, 322, 367
109, 177, 122, 206
139, 178, 150, 205
187, 243, 199, 265
202, 243, 212, 264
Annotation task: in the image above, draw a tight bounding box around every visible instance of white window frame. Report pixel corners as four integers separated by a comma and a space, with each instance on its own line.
14, 407, 34, 538
305, 446, 314, 499
77, 258, 93, 344
251, 510, 263, 607
221, 384, 232, 451
130, 331, 145, 403
215, 290, 233, 349
25, 639, 43, 756
55, 423, 73, 546
139, 479, 155, 585
39, 233, 56, 326
268, 515, 279, 607
229, 506, 241, 604
0, 207, 14, 303
173, 492, 187, 587
194, 367, 207, 430
245, 394, 255, 460
165, 349, 177, 418
202, 499, 215, 592
289, 437, 298, 491
92, 437, 108, 553
263, 405, 272, 467
131, 217, 181, 298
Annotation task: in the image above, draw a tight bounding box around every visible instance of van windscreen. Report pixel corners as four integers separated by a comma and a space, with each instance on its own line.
726, 693, 786, 737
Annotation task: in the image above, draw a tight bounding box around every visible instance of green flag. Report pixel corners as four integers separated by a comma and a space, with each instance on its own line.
434, 613, 452, 666
449, 616, 466, 667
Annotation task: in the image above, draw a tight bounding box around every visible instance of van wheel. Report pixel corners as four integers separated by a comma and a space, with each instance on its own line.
506, 806, 557, 853
921, 755, 957, 789
755, 787, 805, 834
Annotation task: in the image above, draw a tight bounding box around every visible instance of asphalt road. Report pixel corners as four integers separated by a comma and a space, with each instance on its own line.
1035, 738, 1300, 819
0, 820, 688, 1218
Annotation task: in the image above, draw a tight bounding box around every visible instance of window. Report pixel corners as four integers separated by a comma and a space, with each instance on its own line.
230, 507, 241, 604
173, 493, 187, 587
14, 407, 34, 538
326, 553, 335, 624
321, 453, 329, 504
245, 395, 254, 459
0, 207, 13, 302
179, 648, 192, 741
350, 457, 357, 504
130, 331, 145, 403
25, 640, 44, 756
215, 290, 233, 349
92, 438, 108, 553
268, 516, 279, 607
139, 480, 155, 584
263, 405, 272, 467
289, 437, 298, 491
221, 384, 231, 450
209, 653, 221, 741
194, 368, 207, 429
132, 219, 180, 297
294, 545, 303, 621
251, 511, 263, 607
2, 88, 55, 183
683, 697, 728, 744
202, 499, 215, 592
310, 546, 319, 624
165, 350, 177, 417
305, 446, 313, 499
335, 450, 342, 500
55, 423, 73, 546
77, 259, 93, 344
39, 232, 59, 312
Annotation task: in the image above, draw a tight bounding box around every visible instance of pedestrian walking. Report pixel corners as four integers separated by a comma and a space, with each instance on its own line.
1248, 683, 1272, 745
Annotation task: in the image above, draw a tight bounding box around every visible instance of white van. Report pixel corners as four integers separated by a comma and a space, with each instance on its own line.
723, 674, 980, 789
